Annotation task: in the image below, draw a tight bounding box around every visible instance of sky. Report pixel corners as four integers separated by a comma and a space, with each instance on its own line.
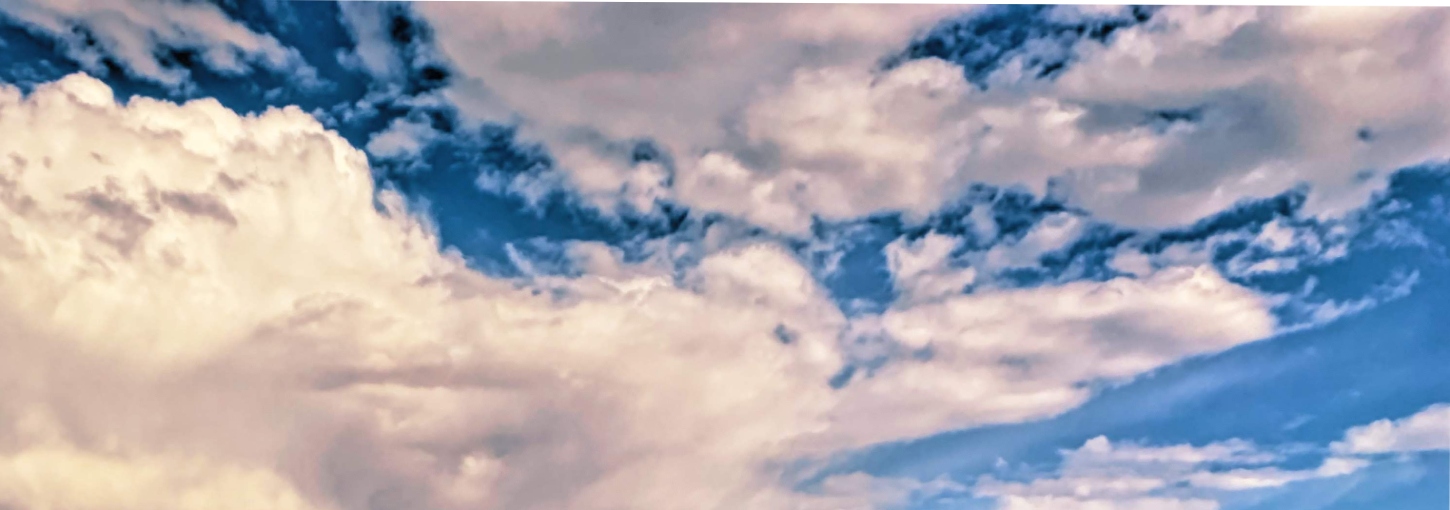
0, 2, 1446, 510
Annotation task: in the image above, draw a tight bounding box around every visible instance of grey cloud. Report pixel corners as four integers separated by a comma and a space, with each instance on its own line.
152, 189, 238, 226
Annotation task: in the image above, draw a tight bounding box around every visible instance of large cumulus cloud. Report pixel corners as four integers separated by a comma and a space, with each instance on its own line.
0, 74, 1276, 510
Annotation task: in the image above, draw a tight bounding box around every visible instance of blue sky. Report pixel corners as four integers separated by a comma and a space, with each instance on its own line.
0, 3, 1445, 510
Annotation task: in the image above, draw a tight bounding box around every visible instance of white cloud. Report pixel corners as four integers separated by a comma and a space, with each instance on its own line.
334, 2, 409, 81
981, 212, 1090, 273
0, 440, 321, 510
395, 5, 1450, 235
1184, 457, 1369, 491
1064, 436, 1279, 467
1112, 216, 1352, 282
976, 435, 1367, 510
1051, 7, 1450, 225
885, 232, 977, 305
1333, 403, 1450, 454
676, 59, 1166, 234
0, 73, 844, 510
828, 265, 1275, 445
674, 59, 971, 231
997, 495, 1219, 510
393, 3, 994, 233
366, 115, 441, 161
413, 3, 968, 142
1103, 209, 1422, 332
0, 74, 1280, 510
0, 0, 316, 89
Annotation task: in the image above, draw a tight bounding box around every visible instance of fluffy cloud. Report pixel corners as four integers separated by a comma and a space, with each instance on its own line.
382, 3, 985, 233
395, 5, 1450, 236
673, 58, 1165, 233
1332, 403, 1450, 455
0, 0, 316, 89
0, 73, 847, 510
411, 3, 968, 140
1050, 7, 1450, 225
976, 436, 1367, 510
829, 264, 1274, 444
884, 232, 978, 305
0, 74, 1278, 510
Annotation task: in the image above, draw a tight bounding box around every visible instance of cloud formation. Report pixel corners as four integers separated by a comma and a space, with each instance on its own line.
390, 5, 1450, 236
0, 74, 1280, 510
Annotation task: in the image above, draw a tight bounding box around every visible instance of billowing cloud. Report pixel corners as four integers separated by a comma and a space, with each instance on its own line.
0, 73, 843, 510
1332, 403, 1450, 455
0, 74, 1279, 509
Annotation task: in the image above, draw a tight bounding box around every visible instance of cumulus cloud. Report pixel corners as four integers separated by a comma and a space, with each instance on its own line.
0, 72, 834, 510
975, 435, 1366, 510
0, 74, 1280, 510
0, 74, 848, 510
0, 0, 317, 89
1332, 403, 1450, 455
387, 5, 1450, 237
